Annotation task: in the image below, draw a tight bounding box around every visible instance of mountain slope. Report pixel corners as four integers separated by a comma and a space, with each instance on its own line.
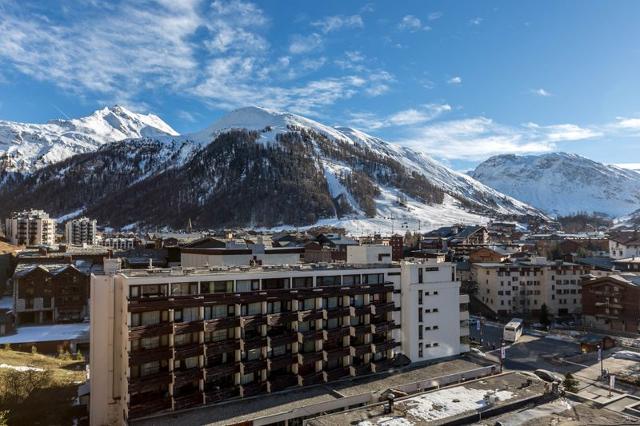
0, 106, 545, 232
0, 105, 177, 177
470, 153, 640, 217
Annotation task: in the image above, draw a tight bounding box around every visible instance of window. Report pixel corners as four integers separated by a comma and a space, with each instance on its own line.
292, 277, 313, 288
418, 290, 423, 305
433, 291, 438, 295
418, 342, 423, 358
418, 268, 423, 283
242, 302, 262, 316
433, 308, 439, 313
433, 325, 439, 330
317, 275, 341, 286
418, 325, 423, 340
418, 309, 423, 323
364, 273, 384, 284
342, 274, 361, 285
304, 298, 316, 310
433, 342, 439, 347
236, 280, 260, 292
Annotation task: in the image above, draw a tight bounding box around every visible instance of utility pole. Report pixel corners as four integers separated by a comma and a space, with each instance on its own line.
598, 344, 604, 379
500, 340, 506, 373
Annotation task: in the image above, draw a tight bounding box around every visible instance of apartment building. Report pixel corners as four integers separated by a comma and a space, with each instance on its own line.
609, 232, 640, 260
64, 217, 97, 245
582, 274, 640, 334
89, 249, 468, 424
4, 209, 56, 246
472, 257, 591, 317
101, 237, 136, 250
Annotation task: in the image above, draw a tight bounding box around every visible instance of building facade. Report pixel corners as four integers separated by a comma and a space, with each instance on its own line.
89, 253, 468, 424
5, 210, 56, 246
64, 217, 97, 246
609, 233, 640, 259
472, 258, 591, 317
582, 274, 640, 334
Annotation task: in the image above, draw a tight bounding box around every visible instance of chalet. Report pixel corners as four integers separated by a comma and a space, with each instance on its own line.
422, 225, 489, 251
468, 247, 511, 263
609, 231, 640, 259
582, 274, 640, 334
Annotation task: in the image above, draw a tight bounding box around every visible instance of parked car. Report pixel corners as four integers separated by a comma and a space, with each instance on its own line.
534, 369, 563, 382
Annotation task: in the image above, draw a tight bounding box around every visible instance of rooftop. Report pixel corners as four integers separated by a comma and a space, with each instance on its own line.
0, 323, 89, 344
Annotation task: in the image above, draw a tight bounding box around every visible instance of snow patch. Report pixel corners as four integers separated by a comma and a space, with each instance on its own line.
0, 363, 44, 372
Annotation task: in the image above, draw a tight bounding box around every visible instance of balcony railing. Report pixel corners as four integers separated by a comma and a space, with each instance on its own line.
204, 316, 241, 331
323, 327, 350, 340
370, 321, 399, 334
349, 364, 372, 377
371, 340, 399, 354
297, 329, 324, 342
323, 346, 351, 361
174, 343, 204, 360
174, 320, 204, 335
350, 343, 371, 357
241, 314, 267, 328
297, 351, 323, 364
128, 371, 172, 394
240, 358, 268, 375
240, 381, 269, 397
267, 332, 298, 348
129, 346, 173, 365
267, 311, 298, 327
298, 370, 324, 386
173, 392, 203, 410
324, 366, 350, 381
128, 398, 171, 419
267, 353, 296, 370
129, 322, 173, 339
206, 339, 240, 356
173, 368, 203, 388
205, 387, 239, 403
349, 324, 370, 337
371, 302, 395, 315
241, 336, 268, 351
298, 310, 324, 322
350, 305, 370, 316
323, 306, 351, 320
205, 363, 239, 381
371, 359, 393, 373
268, 374, 298, 392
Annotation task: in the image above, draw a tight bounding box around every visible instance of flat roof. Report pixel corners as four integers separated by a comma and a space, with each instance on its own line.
0, 323, 89, 344
308, 372, 546, 426
132, 358, 487, 426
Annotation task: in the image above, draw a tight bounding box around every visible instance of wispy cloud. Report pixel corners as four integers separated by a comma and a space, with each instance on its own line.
311, 15, 364, 33
399, 15, 430, 32
0, 0, 391, 115
399, 117, 601, 160
447, 76, 462, 85
469, 17, 483, 25
531, 88, 552, 97
428, 12, 443, 21
348, 103, 451, 130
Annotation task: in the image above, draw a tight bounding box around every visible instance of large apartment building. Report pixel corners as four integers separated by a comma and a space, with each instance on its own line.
472, 257, 590, 317
5, 209, 56, 246
89, 249, 469, 425
64, 217, 97, 246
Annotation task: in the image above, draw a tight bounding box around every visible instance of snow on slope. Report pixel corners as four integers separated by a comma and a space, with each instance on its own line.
471, 153, 640, 217
0, 105, 178, 173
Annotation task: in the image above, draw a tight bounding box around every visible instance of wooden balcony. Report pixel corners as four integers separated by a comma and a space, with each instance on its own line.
173, 392, 203, 410
128, 371, 172, 394
129, 346, 172, 365
174, 343, 204, 360
323, 346, 350, 361
371, 302, 395, 315
323, 306, 351, 320
240, 358, 268, 375
349, 324, 370, 337
297, 329, 324, 343
240, 381, 269, 398
267, 332, 298, 348
370, 321, 400, 334
241, 335, 268, 351
267, 311, 298, 327
349, 364, 372, 377
241, 314, 267, 328
371, 359, 394, 373
206, 339, 240, 356
350, 305, 370, 316
298, 370, 325, 386
350, 343, 371, 357
174, 320, 204, 335
128, 398, 171, 419
371, 340, 399, 354
129, 322, 173, 340
268, 374, 298, 392
173, 368, 203, 388
267, 353, 296, 370
205, 363, 239, 381
324, 366, 350, 382
205, 387, 239, 404
297, 351, 323, 364
298, 310, 324, 322
323, 327, 350, 340
204, 316, 240, 331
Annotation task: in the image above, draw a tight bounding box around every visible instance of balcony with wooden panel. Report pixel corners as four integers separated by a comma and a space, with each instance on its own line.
323, 306, 351, 320
204, 316, 241, 331
370, 302, 395, 315
349, 324, 371, 337
324, 366, 350, 381
322, 345, 351, 361
370, 320, 400, 334
297, 329, 324, 343
240, 335, 268, 352
240, 381, 269, 398
205, 386, 239, 404
268, 373, 298, 392
129, 345, 173, 365
173, 367, 203, 388
172, 391, 203, 410
174, 343, 204, 360
129, 322, 173, 339
267, 331, 298, 348
297, 370, 325, 386
205, 362, 239, 381
240, 358, 268, 375
206, 338, 240, 356
267, 353, 296, 371
128, 370, 172, 394
322, 326, 350, 340
174, 320, 204, 335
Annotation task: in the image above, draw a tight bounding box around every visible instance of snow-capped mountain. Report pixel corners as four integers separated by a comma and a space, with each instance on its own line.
0, 105, 177, 175
0, 106, 545, 233
470, 152, 640, 217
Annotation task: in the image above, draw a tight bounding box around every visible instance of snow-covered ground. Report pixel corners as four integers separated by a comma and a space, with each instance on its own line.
0, 323, 89, 344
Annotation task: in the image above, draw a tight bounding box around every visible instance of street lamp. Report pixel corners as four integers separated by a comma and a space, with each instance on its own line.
597, 344, 603, 378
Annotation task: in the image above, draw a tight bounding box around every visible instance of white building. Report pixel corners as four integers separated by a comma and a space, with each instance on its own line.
401, 257, 469, 361
101, 237, 136, 250
609, 233, 640, 259
4, 209, 56, 246
346, 245, 392, 264
64, 217, 97, 246
89, 247, 468, 424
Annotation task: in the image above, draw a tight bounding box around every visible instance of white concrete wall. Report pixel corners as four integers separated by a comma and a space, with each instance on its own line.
401, 260, 462, 362
346, 245, 392, 264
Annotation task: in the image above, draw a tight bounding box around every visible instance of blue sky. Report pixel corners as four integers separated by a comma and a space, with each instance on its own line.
1, 0, 640, 170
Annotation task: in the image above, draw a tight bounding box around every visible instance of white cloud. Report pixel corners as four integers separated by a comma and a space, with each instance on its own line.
311, 15, 364, 33
447, 76, 462, 85
0, 1, 390, 115
469, 17, 483, 25
428, 12, 443, 21
531, 88, 552, 97
399, 117, 600, 160
399, 15, 430, 32
348, 103, 451, 130
177, 110, 198, 123
613, 117, 640, 131
289, 33, 323, 54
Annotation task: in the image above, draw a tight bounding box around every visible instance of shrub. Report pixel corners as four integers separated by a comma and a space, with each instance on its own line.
564, 372, 579, 393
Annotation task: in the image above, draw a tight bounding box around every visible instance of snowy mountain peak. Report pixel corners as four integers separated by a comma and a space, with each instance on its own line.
471, 152, 640, 217
0, 106, 178, 174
